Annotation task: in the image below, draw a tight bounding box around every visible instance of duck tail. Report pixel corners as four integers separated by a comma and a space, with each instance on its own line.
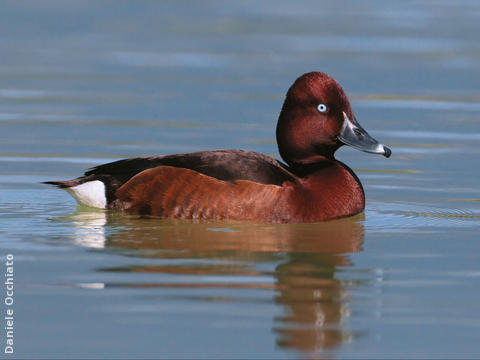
42, 179, 81, 188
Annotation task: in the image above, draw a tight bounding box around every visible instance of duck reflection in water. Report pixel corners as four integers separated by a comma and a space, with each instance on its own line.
66, 210, 364, 355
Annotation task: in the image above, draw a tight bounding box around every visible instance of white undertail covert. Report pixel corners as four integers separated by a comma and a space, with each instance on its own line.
66, 180, 107, 209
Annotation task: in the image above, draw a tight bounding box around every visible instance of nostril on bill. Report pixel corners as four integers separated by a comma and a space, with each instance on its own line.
354, 128, 364, 139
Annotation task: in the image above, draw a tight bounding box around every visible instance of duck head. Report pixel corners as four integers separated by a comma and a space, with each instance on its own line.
276, 72, 391, 166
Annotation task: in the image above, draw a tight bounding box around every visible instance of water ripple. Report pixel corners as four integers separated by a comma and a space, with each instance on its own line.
373, 130, 480, 141
366, 201, 480, 230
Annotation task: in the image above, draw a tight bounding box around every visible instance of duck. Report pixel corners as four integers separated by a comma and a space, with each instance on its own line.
44, 72, 391, 223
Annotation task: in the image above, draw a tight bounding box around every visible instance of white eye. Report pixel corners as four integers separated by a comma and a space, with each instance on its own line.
317, 103, 327, 113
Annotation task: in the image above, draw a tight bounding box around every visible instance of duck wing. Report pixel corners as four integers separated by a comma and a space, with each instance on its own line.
85, 150, 297, 186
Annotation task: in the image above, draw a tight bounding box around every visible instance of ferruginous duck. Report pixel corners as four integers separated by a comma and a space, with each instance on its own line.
44, 72, 391, 223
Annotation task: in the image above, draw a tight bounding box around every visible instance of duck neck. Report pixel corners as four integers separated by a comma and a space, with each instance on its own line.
287, 157, 337, 178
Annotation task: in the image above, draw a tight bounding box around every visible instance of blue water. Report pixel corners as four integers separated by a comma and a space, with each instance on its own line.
1, 1, 480, 358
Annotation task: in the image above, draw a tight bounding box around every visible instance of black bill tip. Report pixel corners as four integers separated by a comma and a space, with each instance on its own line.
383, 146, 392, 158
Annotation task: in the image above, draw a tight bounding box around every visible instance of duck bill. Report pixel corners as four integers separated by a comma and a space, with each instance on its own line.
338, 112, 391, 158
